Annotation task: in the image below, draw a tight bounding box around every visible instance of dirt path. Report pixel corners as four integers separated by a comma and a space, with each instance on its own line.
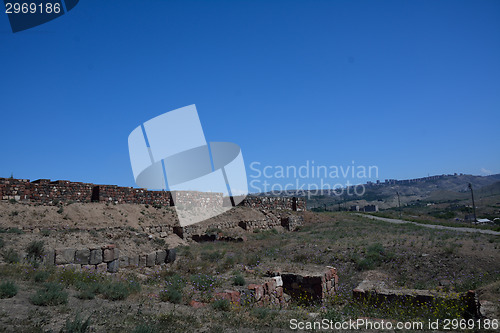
358, 214, 500, 236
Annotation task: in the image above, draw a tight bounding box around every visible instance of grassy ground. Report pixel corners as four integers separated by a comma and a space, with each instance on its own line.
0, 211, 499, 332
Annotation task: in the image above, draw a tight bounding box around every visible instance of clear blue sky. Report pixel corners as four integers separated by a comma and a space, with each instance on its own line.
1, 0, 499, 191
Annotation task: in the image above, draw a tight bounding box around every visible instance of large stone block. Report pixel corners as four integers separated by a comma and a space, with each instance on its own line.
129, 255, 139, 267
107, 259, 119, 273
146, 252, 156, 267
155, 250, 166, 265
96, 263, 107, 273
166, 248, 176, 263
55, 248, 75, 265
103, 248, 115, 262
139, 255, 147, 267
119, 256, 129, 267
42, 249, 55, 266
89, 249, 103, 265
75, 249, 90, 265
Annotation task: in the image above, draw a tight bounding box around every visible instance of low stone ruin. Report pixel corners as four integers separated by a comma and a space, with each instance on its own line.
353, 279, 481, 318
43, 244, 176, 273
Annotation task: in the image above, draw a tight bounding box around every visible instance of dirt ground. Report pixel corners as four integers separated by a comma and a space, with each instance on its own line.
0, 205, 499, 332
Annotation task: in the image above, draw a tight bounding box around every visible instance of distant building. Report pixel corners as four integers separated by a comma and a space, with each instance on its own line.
362, 205, 379, 212
476, 218, 492, 224
350, 205, 360, 212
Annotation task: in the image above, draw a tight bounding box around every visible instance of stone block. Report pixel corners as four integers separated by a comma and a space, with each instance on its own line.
75, 249, 90, 265
129, 255, 139, 267
146, 252, 156, 267
248, 284, 264, 301
55, 248, 75, 265
43, 249, 55, 266
103, 248, 115, 262
81, 265, 95, 271
166, 248, 176, 263
155, 250, 166, 265
107, 259, 119, 273
119, 256, 129, 267
96, 263, 107, 273
139, 255, 147, 267
89, 249, 103, 265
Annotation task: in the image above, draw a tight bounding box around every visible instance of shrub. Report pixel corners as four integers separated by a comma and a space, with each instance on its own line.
201, 250, 224, 263
41, 229, 51, 237
0, 237, 4, 249
159, 288, 182, 304
76, 288, 96, 300
133, 324, 156, 333
212, 299, 230, 311
26, 240, 45, 262
61, 314, 91, 333
34, 270, 50, 283
251, 307, 270, 320
233, 274, 245, 286
2, 248, 20, 264
30, 282, 68, 306
0, 281, 18, 298
100, 281, 140, 301
190, 274, 218, 292
101, 282, 130, 301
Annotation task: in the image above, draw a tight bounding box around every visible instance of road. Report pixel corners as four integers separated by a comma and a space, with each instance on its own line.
357, 214, 500, 236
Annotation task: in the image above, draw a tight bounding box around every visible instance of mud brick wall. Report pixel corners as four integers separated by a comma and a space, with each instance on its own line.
240, 196, 306, 211
43, 244, 176, 273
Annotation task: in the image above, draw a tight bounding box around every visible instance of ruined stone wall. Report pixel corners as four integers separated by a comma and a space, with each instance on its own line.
1, 178, 306, 212
43, 244, 176, 273
240, 196, 306, 211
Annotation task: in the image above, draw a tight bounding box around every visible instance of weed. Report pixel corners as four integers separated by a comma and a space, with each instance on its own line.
3, 248, 20, 264
212, 299, 230, 311
30, 282, 68, 306
26, 240, 45, 262
233, 274, 245, 286
0, 281, 18, 298
159, 288, 182, 304
133, 323, 156, 333
61, 314, 91, 333
34, 270, 50, 283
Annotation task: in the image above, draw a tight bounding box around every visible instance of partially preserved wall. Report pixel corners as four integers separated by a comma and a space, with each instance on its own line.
0, 178, 306, 211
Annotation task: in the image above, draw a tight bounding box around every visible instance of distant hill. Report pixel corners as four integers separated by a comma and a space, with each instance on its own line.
257, 173, 500, 210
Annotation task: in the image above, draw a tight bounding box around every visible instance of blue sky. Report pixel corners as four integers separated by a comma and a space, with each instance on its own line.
1, 0, 499, 192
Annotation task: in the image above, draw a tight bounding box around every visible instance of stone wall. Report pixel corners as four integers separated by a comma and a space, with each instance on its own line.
43, 244, 176, 273
353, 280, 480, 319
280, 267, 338, 304
240, 196, 306, 211
0, 178, 306, 212
173, 214, 304, 241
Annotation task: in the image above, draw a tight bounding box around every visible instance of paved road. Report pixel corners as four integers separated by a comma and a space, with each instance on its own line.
357, 214, 500, 236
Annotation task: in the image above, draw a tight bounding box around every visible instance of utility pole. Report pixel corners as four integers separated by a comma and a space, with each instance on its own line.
468, 183, 477, 224
396, 191, 401, 218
